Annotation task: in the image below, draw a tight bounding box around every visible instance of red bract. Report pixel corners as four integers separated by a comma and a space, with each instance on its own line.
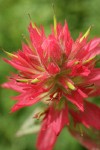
2, 17, 100, 150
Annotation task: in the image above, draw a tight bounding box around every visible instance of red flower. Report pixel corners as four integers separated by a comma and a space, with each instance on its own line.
3, 17, 100, 150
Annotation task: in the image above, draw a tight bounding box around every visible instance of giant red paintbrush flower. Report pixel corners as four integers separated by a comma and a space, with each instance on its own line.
3, 16, 100, 150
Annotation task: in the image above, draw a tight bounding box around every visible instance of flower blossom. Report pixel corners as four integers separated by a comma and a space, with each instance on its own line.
2, 16, 100, 150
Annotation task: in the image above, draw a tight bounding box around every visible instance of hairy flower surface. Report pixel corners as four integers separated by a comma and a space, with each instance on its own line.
3, 17, 100, 150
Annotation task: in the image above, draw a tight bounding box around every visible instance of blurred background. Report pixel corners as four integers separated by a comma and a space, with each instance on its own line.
0, 0, 100, 149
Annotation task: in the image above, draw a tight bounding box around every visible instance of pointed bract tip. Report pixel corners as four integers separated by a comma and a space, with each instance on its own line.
3, 49, 18, 58
16, 78, 39, 84
53, 14, 57, 36
50, 2, 57, 37
80, 26, 92, 42
32, 23, 40, 35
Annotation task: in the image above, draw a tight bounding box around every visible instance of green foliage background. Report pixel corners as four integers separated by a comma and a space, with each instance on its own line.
0, 0, 100, 149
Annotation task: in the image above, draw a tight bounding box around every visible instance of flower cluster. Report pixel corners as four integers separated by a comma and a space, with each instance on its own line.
3, 16, 100, 150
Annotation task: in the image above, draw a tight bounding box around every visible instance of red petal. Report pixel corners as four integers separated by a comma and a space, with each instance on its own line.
84, 38, 100, 60
59, 22, 73, 56
65, 90, 84, 111
29, 23, 43, 49
50, 106, 69, 135
36, 119, 57, 150
43, 105, 69, 135
47, 62, 60, 75
42, 37, 61, 62
70, 100, 100, 129
87, 69, 100, 84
